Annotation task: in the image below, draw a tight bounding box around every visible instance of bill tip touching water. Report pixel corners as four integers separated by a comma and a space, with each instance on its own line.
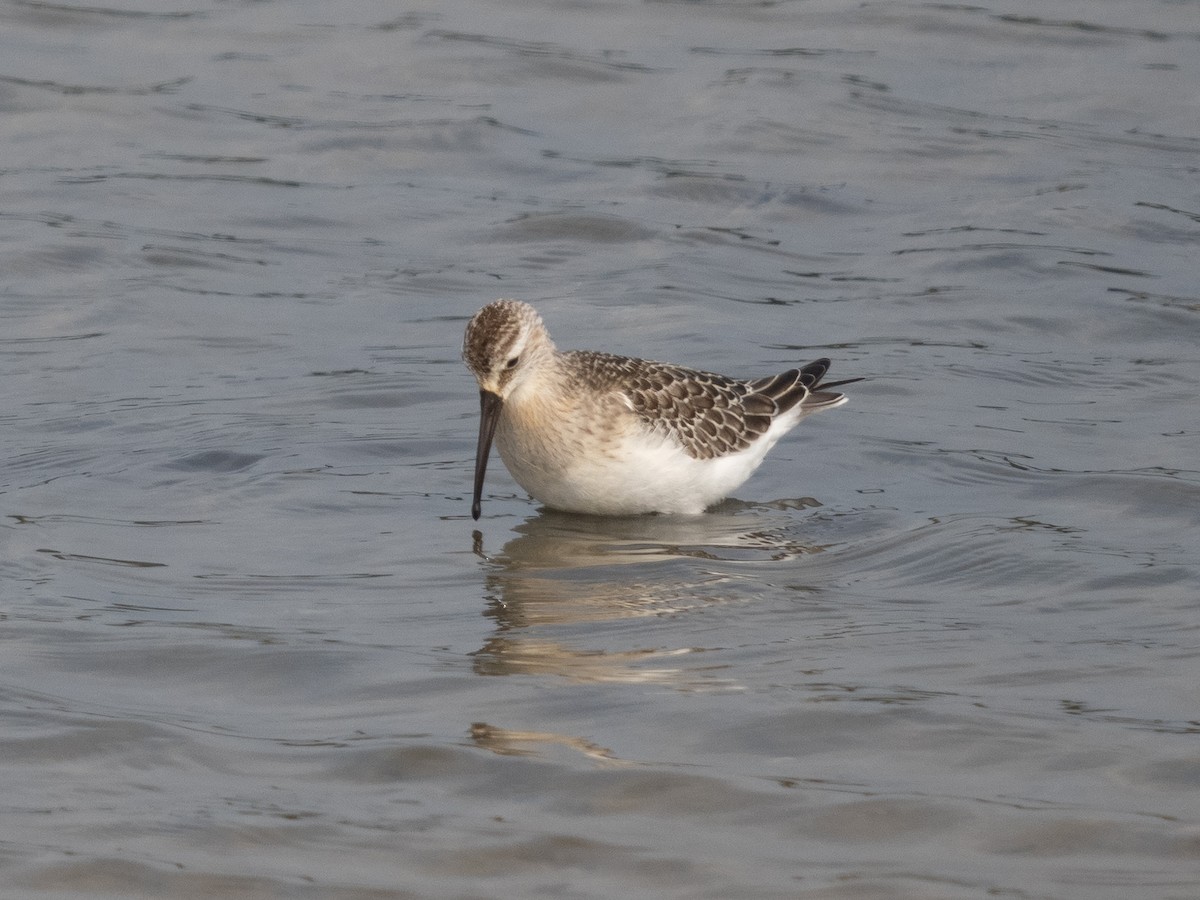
462, 299, 861, 520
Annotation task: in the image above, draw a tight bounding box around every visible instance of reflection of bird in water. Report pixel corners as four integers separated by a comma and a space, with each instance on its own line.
472, 637, 695, 685
463, 299, 861, 519
468, 509, 832, 687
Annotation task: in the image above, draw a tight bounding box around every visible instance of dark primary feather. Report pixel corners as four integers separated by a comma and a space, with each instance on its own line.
564, 352, 857, 460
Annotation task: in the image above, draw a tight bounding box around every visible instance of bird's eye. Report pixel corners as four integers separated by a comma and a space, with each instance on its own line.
505, 356, 519, 369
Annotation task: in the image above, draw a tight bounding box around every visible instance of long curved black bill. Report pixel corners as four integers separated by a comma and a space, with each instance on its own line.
471, 390, 503, 520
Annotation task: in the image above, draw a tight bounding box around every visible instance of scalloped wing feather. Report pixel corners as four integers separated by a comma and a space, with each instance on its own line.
563, 352, 844, 461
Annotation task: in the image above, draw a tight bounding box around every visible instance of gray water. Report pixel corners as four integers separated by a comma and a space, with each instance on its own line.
2, 1, 1199, 898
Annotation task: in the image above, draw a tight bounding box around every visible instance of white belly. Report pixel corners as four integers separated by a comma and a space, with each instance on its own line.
495, 413, 790, 516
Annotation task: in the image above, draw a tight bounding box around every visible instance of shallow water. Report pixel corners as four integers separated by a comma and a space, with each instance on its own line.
2, 1, 1198, 897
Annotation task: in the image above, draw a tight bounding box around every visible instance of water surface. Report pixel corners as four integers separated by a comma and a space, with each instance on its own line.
2, 1, 1198, 897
